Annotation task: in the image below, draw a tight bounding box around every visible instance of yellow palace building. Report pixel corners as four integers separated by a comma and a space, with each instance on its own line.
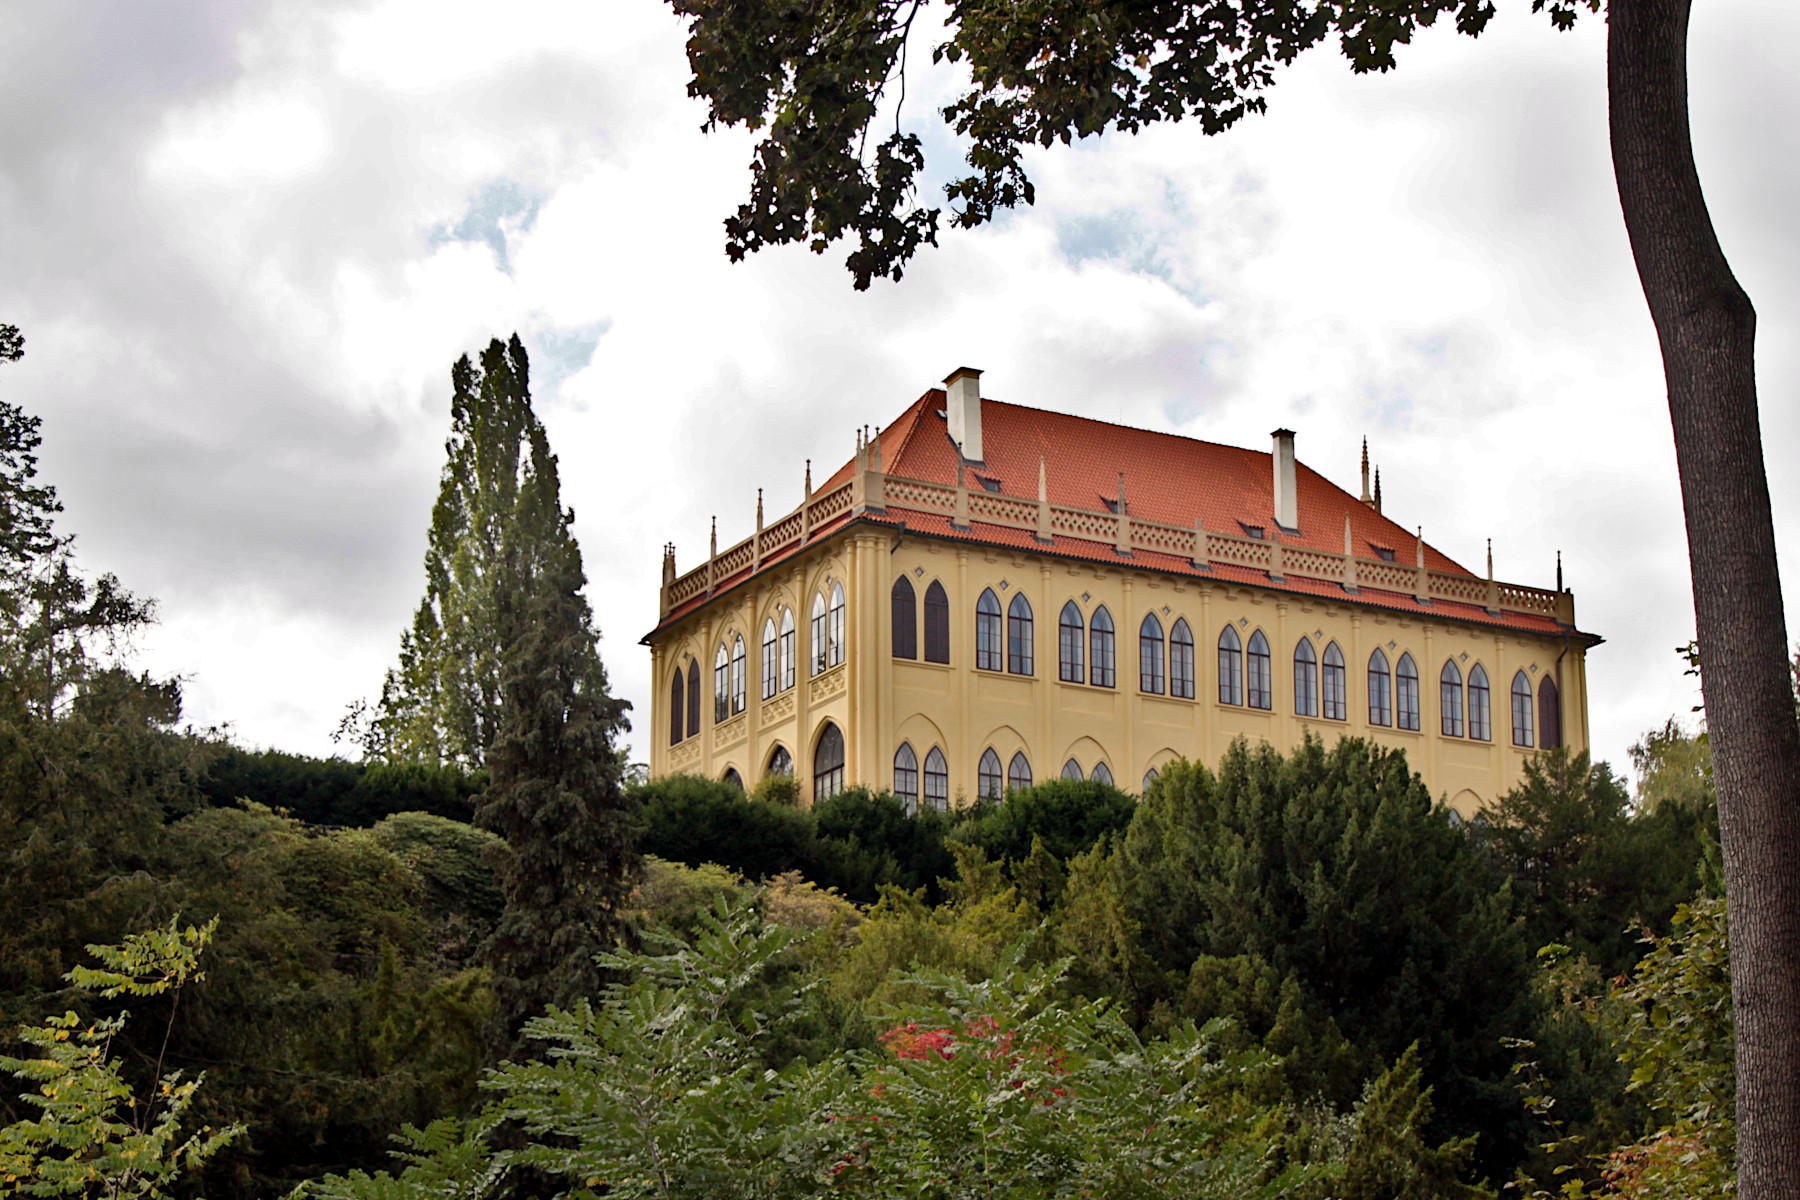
643, 369, 1599, 816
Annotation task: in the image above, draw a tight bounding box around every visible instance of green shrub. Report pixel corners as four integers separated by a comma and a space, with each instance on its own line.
950, 777, 1135, 863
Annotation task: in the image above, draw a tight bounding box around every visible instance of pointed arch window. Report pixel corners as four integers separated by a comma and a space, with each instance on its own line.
1539, 677, 1562, 749
1059, 602, 1085, 682
1089, 606, 1116, 688
978, 748, 1004, 799
976, 589, 1003, 671
814, 722, 845, 800
730, 635, 747, 714
1468, 664, 1491, 741
923, 748, 949, 810
687, 658, 701, 735
1090, 761, 1114, 786
1170, 619, 1195, 699
1512, 672, 1536, 747
894, 742, 919, 813
810, 592, 829, 676
768, 745, 793, 777
761, 618, 779, 700
714, 643, 730, 723
1142, 767, 1160, 792
1062, 758, 1083, 780
1247, 630, 1272, 710
1294, 637, 1319, 718
1008, 752, 1033, 792
1440, 660, 1464, 737
1368, 648, 1392, 727
1217, 625, 1243, 705
1396, 653, 1421, 731
1139, 613, 1165, 694
828, 583, 846, 668
1007, 593, 1034, 675
892, 577, 917, 660
779, 608, 796, 691
670, 666, 686, 745
1323, 642, 1347, 721
723, 767, 743, 791
923, 581, 950, 663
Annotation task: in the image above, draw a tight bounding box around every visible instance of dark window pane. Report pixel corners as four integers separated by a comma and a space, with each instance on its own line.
923, 581, 951, 664
891, 577, 917, 660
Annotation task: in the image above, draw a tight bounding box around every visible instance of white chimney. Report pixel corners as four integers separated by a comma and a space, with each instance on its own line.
945, 367, 983, 463
1271, 428, 1297, 531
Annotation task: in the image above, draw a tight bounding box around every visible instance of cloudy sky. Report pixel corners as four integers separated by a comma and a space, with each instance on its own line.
4, 0, 1795, 783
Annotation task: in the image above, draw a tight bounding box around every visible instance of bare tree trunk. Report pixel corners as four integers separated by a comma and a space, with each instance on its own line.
1608, 0, 1800, 1192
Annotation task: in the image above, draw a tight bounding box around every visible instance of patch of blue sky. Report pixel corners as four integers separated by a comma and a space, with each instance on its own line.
528, 322, 610, 408
427, 179, 543, 273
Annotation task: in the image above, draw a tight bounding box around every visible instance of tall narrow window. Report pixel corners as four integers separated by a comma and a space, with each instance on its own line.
1396, 653, 1421, 731
891, 577, 917, 660
828, 583, 846, 667
1007, 593, 1034, 675
1468, 664, 1492, 741
1142, 767, 1160, 792
814, 723, 845, 800
761, 618, 778, 700
779, 608, 796, 691
768, 745, 793, 777
1062, 758, 1083, 780
1247, 631, 1272, 710
924, 748, 949, 810
1007, 752, 1032, 792
1539, 677, 1562, 749
1512, 672, 1536, 747
1218, 625, 1243, 705
670, 667, 685, 745
723, 768, 743, 791
1090, 761, 1113, 786
714, 643, 730, 723
1059, 602, 1085, 682
1139, 613, 1165, 694
1368, 648, 1392, 726
1089, 606, 1116, 688
893, 743, 919, 813
976, 589, 1003, 671
686, 659, 700, 735
923, 581, 950, 663
1293, 637, 1319, 717
811, 592, 828, 675
1170, 619, 1195, 699
978, 748, 1003, 799
1440, 660, 1464, 737
730, 635, 747, 715
1322, 642, 1347, 721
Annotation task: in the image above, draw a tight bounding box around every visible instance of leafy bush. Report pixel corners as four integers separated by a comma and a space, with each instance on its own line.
199, 748, 483, 827
949, 777, 1135, 864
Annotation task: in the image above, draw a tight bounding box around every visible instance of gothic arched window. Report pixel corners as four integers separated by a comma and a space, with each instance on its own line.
1323, 642, 1347, 721
894, 742, 919, 813
978, 747, 1004, 799
761, 618, 779, 700
810, 592, 828, 675
670, 666, 685, 745
923, 581, 950, 663
1396, 653, 1421, 731
714, 642, 730, 723
828, 583, 846, 667
1169, 619, 1195, 699
768, 744, 793, 777
779, 608, 796, 691
1440, 660, 1464, 737
892, 576, 917, 660
1089, 606, 1116, 688
1512, 671, 1536, 747
1007, 593, 1034, 675
1246, 631, 1272, 710
1293, 637, 1319, 718
1008, 751, 1033, 792
1059, 601, 1085, 682
1539, 676, 1562, 749
923, 748, 949, 810
1468, 664, 1491, 741
1090, 761, 1114, 786
730, 635, 747, 714
1218, 625, 1243, 705
723, 767, 743, 791
1368, 648, 1392, 727
686, 658, 701, 735
814, 722, 845, 800
1062, 757, 1083, 780
975, 589, 1003, 671
1139, 613, 1165, 695
1142, 767, 1161, 792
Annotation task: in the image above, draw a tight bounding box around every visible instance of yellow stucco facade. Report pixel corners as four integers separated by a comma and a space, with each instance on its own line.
647, 522, 1593, 816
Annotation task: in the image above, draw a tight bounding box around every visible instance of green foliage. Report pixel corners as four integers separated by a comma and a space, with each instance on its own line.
1628, 718, 1713, 816
0, 918, 242, 1198
199, 749, 483, 827
949, 777, 1135, 865
1316, 1046, 1489, 1200
1474, 750, 1707, 977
